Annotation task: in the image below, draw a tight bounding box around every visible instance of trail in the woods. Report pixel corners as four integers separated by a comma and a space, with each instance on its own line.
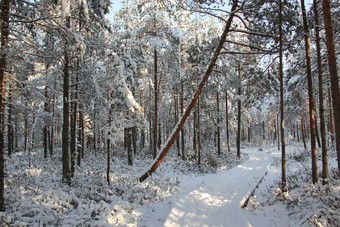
139, 147, 277, 227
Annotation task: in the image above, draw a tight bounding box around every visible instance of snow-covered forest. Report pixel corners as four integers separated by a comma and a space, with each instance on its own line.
0, 0, 339, 226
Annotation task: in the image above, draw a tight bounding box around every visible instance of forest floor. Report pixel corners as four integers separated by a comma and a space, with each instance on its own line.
0, 142, 339, 226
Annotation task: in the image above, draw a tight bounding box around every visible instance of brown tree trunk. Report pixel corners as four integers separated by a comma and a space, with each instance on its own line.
226, 92, 230, 152
301, 0, 318, 184
314, 0, 328, 183
237, 64, 241, 159
138, 0, 238, 182
322, 0, 340, 173
62, 16, 71, 185
217, 92, 221, 156
279, 0, 287, 190
0, 0, 9, 211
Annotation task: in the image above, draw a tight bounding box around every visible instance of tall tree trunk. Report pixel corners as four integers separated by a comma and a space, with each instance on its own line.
107, 133, 111, 184
43, 86, 48, 159
315, 114, 321, 148
62, 16, 71, 185
314, 0, 328, 183
279, 0, 287, 191
174, 90, 180, 156
70, 76, 77, 178
81, 110, 85, 158
141, 92, 145, 150
262, 121, 265, 141
322, 0, 340, 173
128, 128, 133, 166
301, 118, 307, 149
193, 107, 197, 158
138, 0, 238, 182
77, 109, 82, 166
0, 0, 9, 211
225, 92, 230, 152
301, 0, 318, 184
327, 86, 334, 147
153, 49, 158, 159
93, 110, 97, 156
7, 86, 11, 157
273, 115, 277, 144
197, 97, 201, 165
50, 94, 55, 156
133, 126, 137, 155
277, 113, 280, 151
217, 92, 221, 157
248, 120, 251, 143
237, 64, 241, 159
181, 78, 185, 160
25, 103, 28, 153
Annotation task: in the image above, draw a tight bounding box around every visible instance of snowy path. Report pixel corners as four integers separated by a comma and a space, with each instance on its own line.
138, 147, 277, 227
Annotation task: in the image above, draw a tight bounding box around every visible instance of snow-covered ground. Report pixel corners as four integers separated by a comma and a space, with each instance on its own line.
0, 143, 339, 226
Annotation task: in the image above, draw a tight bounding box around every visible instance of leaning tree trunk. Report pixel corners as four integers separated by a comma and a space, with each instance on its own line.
322, 0, 340, 173
279, 0, 287, 191
314, 0, 328, 183
301, 0, 318, 184
138, 0, 239, 182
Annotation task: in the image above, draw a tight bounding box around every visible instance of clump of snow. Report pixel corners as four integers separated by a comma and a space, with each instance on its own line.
247, 143, 340, 227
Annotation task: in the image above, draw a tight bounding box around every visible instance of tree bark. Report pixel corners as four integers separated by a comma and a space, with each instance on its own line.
237, 64, 241, 159
153, 49, 158, 159
138, 0, 239, 182
314, 0, 328, 183
327, 86, 334, 147
197, 97, 201, 165
0, 0, 9, 211
301, 0, 318, 184
301, 118, 307, 149
217, 92, 221, 156
279, 0, 286, 191
225, 92, 231, 152
7, 86, 12, 157
62, 16, 71, 185
322, 0, 340, 173
181, 78, 185, 160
